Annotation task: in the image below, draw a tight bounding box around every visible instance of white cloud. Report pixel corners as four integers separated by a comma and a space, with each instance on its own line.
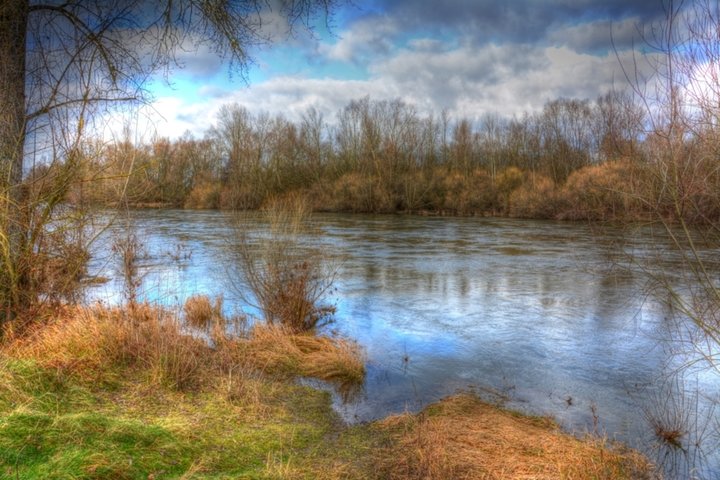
100, 96, 218, 143
366, 43, 640, 119
319, 15, 400, 64
137, 42, 656, 140
156, 77, 398, 130
129, 1, 665, 141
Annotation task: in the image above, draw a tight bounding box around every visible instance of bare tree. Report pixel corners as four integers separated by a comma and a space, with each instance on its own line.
624, 0, 720, 366
0, 0, 338, 328
615, 5, 720, 473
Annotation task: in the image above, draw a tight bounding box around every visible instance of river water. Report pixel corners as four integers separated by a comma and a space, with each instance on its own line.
87, 210, 720, 478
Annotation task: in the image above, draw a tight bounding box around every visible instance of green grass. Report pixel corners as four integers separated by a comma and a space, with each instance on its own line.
0, 411, 182, 479
0, 358, 381, 480
0, 359, 184, 479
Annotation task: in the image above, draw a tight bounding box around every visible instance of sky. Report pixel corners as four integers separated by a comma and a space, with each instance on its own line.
133, 0, 666, 141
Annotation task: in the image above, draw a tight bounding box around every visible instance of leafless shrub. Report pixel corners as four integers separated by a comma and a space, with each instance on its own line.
1, 145, 95, 334
111, 229, 146, 306
231, 197, 336, 333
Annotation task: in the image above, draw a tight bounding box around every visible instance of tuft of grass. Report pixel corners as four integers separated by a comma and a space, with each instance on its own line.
222, 323, 366, 394
375, 393, 658, 480
652, 423, 685, 449
644, 393, 689, 451
183, 294, 222, 330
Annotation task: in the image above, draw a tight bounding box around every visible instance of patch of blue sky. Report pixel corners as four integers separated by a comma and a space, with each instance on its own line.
148, 61, 266, 102
290, 1, 381, 49
254, 44, 370, 80
245, 66, 268, 85
149, 76, 204, 102
312, 60, 369, 80
333, 1, 385, 27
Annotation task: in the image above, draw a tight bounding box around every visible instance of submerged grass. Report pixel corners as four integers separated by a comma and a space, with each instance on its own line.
0, 303, 657, 479
240, 323, 365, 388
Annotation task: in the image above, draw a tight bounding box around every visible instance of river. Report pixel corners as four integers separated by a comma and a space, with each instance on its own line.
87, 210, 720, 478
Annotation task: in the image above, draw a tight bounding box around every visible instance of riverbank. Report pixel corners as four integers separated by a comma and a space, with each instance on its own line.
101, 161, 659, 224
0, 303, 656, 479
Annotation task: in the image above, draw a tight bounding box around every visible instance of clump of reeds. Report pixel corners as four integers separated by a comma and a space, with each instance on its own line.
111, 231, 146, 306
642, 376, 692, 453
652, 423, 685, 449
376, 393, 657, 480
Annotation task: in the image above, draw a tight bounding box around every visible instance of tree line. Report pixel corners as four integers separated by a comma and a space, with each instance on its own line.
52, 91, 718, 223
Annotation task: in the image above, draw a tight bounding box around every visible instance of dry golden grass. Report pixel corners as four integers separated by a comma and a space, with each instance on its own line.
7, 304, 127, 376
376, 394, 658, 480
183, 294, 222, 330
7, 302, 209, 390
6, 301, 364, 395
231, 323, 365, 390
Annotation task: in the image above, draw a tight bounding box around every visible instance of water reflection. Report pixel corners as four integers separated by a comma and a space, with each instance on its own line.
87, 211, 719, 478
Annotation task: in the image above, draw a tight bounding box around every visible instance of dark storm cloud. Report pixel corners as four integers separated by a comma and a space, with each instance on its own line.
173, 42, 226, 78
380, 0, 662, 48
546, 17, 642, 53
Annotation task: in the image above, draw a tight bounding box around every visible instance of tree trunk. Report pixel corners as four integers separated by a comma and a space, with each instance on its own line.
0, 0, 29, 324
0, 0, 28, 196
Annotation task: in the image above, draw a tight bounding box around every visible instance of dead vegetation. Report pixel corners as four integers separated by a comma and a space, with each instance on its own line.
7, 303, 208, 390
183, 293, 224, 330
376, 394, 658, 480
233, 197, 337, 333
6, 298, 364, 395
241, 323, 365, 392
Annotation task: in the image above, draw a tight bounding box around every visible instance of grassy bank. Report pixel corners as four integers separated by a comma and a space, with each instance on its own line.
0, 302, 657, 479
